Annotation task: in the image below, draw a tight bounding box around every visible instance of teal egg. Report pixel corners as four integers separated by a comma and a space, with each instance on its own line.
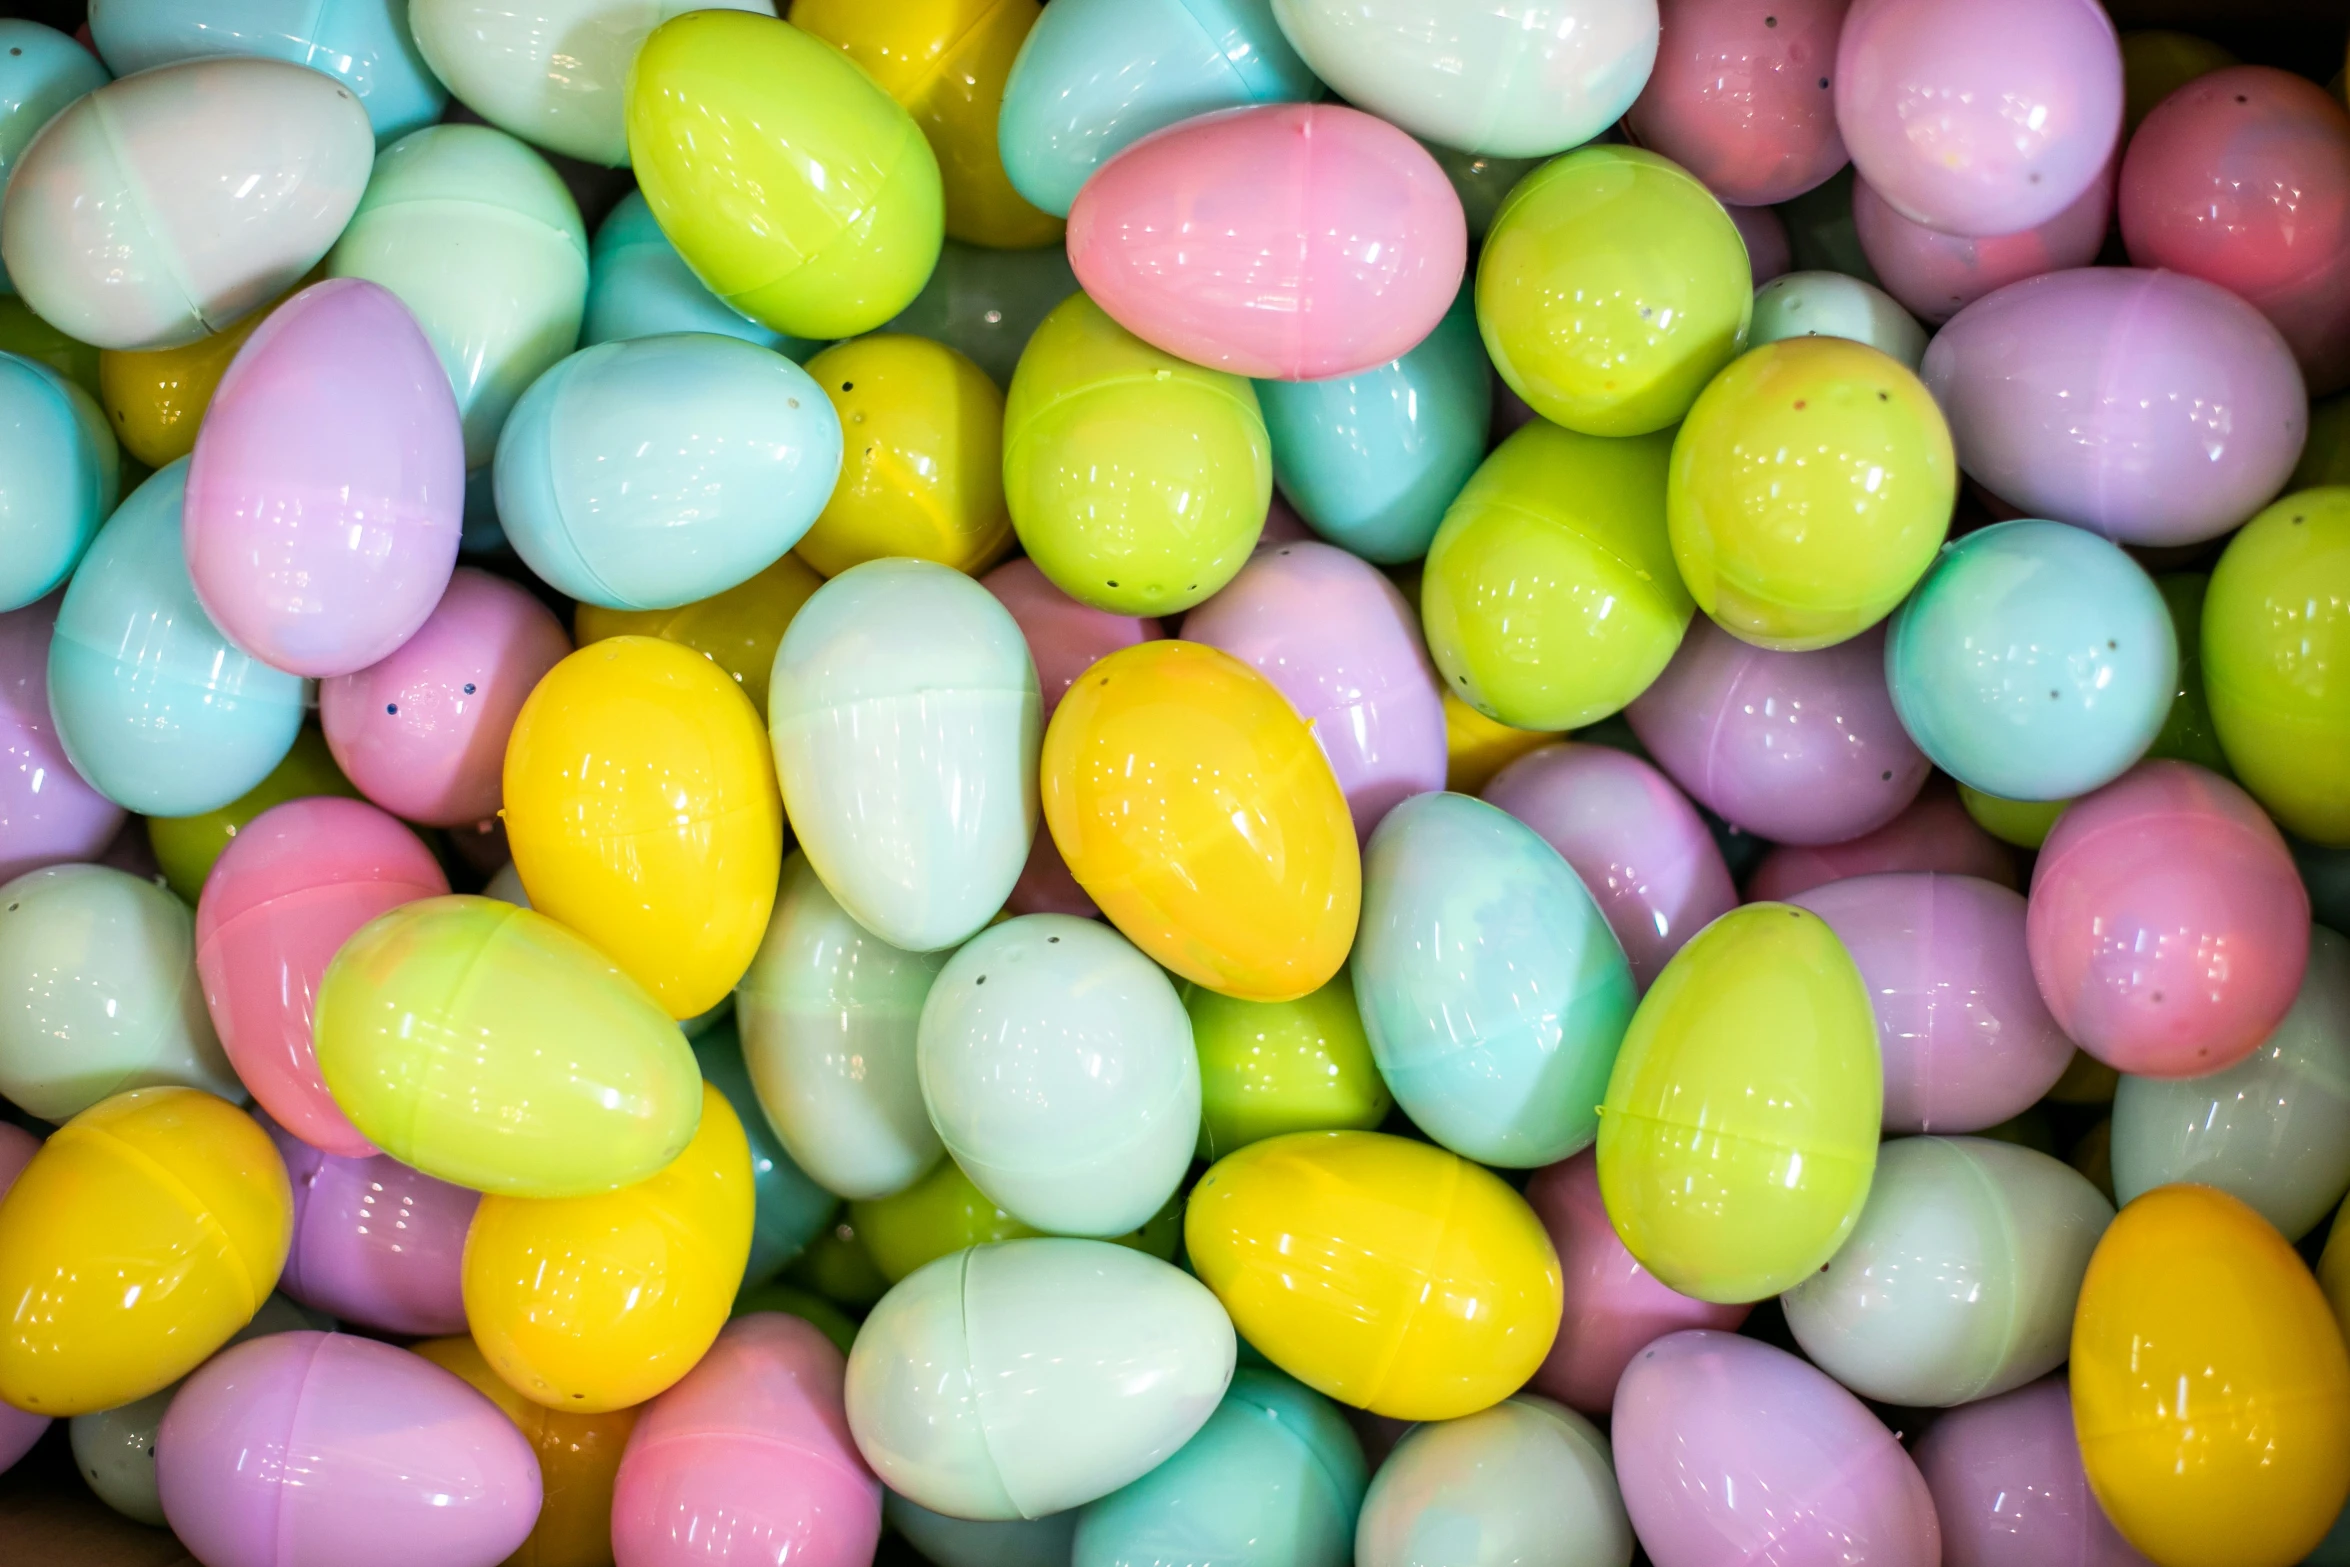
582, 191, 818, 360
887, 1493, 1077, 1567
884, 239, 1080, 390
1071, 1367, 1367, 1567
1355, 1395, 1634, 1567
1256, 287, 1491, 565
0, 352, 118, 610
693, 1019, 837, 1285
0, 21, 110, 298
47, 460, 303, 817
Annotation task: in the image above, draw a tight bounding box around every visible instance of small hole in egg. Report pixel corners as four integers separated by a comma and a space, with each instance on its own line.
386, 703, 398, 715
1817, 76, 1828, 88
464, 682, 477, 694
976, 975, 987, 985
841, 382, 853, 391
1880, 770, 1892, 781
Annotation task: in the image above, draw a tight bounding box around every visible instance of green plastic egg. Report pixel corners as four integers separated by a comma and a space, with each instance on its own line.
849, 1158, 1181, 1284
1420, 420, 1691, 731
1477, 146, 1751, 438
146, 726, 361, 904
2150, 572, 2230, 774
1596, 903, 1881, 1304
1668, 337, 1955, 650
1003, 293, 1271, 617
0, 294, 102, 402
1184, 970, 1392, 1161
1958, 785, 2067, 850
782, 1214, 891, 1308
2205, 489, 2350, 843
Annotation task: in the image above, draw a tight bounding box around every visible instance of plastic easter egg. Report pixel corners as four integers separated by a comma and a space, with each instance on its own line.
1269, 0, 1655, 159
2027, 761, 2309, 1077
1748, 269, 1927, 368
848, 1238, 1236, 1519
1729, 201, 1793, 284
0, 596, 122, 884
1745, 778, 2016, 900
1184, 971, 1389, 1159
1421, 422, 1690, 731
1614, 1330, 1942, 1567
693, 1023, 835, 1285
612, 1312, 880, 1567
1918, 268, 2307, 546
0, 863, 240, 1122
0, 57, 371, 351
1043, 639, 1356, 1002
1597, 902, 1880, 1303
1003, 293, 1272, 618
0, 1086, 290, 1415
263, 1114, 474, 1335
2112, 924, 2350, 1240
413, 1333, 640, 1567
1185, 1130, 1561, 1420
1915, 1376, 2153, 1567
1625, 0, 1849, 207
463, 1082, 753, 1413
1254, 286, 1489, 564
770, 559, 1039, 952
885, 240, 1080, 389
47, 462, 305, 816
890, 1495, 1077, 1567
327, 124, 588, 466
505, 637, 783, 1018
581, 190, 812, 358
1668, 336, 1954, 650
1478, 147, 1752, 438
1073, 1368, 1365, 1567
145, 724, 359, 904
982, 557, 1162, 718
0, 352, 116, 612
1835, 0, 2120, 237
1962, 785, 2067, 850
1856, 163, 2114, 327
2073, 1184, 2350, 1567
195, 797, 445, 1155
628, 9, 942, 341
0, 22, 108, 286
157, 1331, 541, 1567
575, 555, 820, 722
2204, 488, 2350, 843
1789, 872, 2074, 1133
1887, 519, 2177, 801
1184, 540, 1446, 839
1356, 1394, 1632, 1567
795, 334, 1009, 577
850, 1158, 1045, 1282
313, 895, 701, 1198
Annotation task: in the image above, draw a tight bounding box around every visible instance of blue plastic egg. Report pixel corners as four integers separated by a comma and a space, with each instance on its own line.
46, 460, 303, 816
0, 21, 110, 297
998, 0, 1321, 219
581, 190, 818, 359
1354, 790, 1636, 1167
494, 332, 842, 611
769, 558, 1041, 953
0, 354, 118, 612
887, 1494, 1077, 1567
86, 0, 446, 143
1886, 519, 2178, 802
1256, 287, 1491, 565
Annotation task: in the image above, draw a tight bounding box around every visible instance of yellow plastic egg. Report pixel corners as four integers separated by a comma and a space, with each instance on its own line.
2073, 1184, 2350, 1567
1184, 1130, 1562, 1421
794, 334, 1014, 577
463, 1083, 755, 1414
0, 1087, 291, 1416
573, 554, 823, 717
96, 269, 318, 469
503, 637, 783, 1019
1042, 639, 1359, 1002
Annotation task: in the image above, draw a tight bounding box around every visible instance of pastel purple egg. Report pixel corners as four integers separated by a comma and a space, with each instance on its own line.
1854, 160, 2114, 325
1918, 268, 2308, 546
261, 1114, 477, 1337
1625, 0, 1852, 208
1184, 540, 1446, 841
1728, 203, 1793, 285
1065, 104, 1468, 381
0, 593, 124, 884
157, 1331, 541, 1567
1913, 1377, 2154, 1567
1524, 1151, 1750, 1417
2028, 760, 2309, 1079
1834, 0, 2122, 237
1481, 741, 1737, 990
0, 1122, 48, 1474
1790, 872, 2074, 1132
611, 1312, 882, 1567
319, 568, 571, 828
1746, 781, 2017, 901
1625, 617, 1928, 847
1613, 1330, 1942, 1567
184, 277, 464, 678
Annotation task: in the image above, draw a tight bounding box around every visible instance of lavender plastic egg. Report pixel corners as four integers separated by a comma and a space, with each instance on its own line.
1913, 1377, 2154, 1567
1855, 162, 2114, 326
261, 1114, 476, 1337
1746, 781, 2016, 901
1624, 0, 1851, 208
0, 594, 123, 882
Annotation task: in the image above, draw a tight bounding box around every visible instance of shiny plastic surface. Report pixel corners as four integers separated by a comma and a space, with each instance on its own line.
1914, 1376, 2154, 1567
1749, 268, 1928, 367
696, 1022, 835, 1285
89, 0, 444, 143
884, 239, 1080, 389
0, 353, 115, 612
582, 189, 811, 357
850, 1158, 1045, 1282
145, 724, 359, 905
1625, 0, 1848, 207
1745, 778, 2016, 901
0, 22, 108, 297
96, 272, 306, 471
1184, 971, 1389, 1160
576, 553, 820, 721
1355, 1394, 1633, 1567
0, 595, 122, 884
1856, 162, 2114, 326
264, 1113, 474, 1335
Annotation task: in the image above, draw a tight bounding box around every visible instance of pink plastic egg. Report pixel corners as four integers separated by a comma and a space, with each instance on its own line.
320, 568, 571, 829
1855, 159, 2114, 325
196, 796, 449, 1156
1625, 617, 1929, 847
611, 1312, 882, 1567
1746, 781, 2017, 901
1065, 104, 1467, 381
1524, 1151, 1750, 1417
1625, 0, 1851, 207
1728, 202, 1793, 284
1614, 1330, 1942, 1567
0, 1122, 47, 1473
259, 1114, 476, 1337
0, 593, 123, 884
1918, 268, 2306, 546
2119, 66, 2350, 396
2028, 760, 2309, 1078
1834, 0, 2121, 238
184, 278, 464, 679
1914, 1376, 2153, 1567
157, 1331, 541, 1567
1184, 540, 1446, 840
1790, 872, 2074, 1132
1480, 741, 1737, 990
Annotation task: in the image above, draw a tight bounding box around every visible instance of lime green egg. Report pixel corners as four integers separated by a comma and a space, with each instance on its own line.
1184, 971, 1392, 1161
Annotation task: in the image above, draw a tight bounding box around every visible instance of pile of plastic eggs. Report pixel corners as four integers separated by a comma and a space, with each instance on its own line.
2, 0, 2350, 1564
